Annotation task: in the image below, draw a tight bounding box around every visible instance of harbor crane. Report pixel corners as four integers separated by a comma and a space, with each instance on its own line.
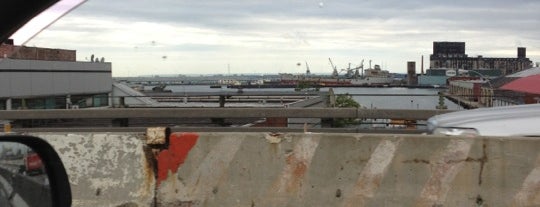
329, 58, 366, 79
355, 59, 364, 79
341, 63, 358, 78
344, 61, 364, 79
328, 58, 339, 78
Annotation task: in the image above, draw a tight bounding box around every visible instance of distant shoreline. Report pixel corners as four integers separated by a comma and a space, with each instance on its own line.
226, 84, 445, 89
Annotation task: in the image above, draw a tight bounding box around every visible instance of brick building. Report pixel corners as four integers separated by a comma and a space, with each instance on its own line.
430, 42, 532, 75
1, 39, 75, 61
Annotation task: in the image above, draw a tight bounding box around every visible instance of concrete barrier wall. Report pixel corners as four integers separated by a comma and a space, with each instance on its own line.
32, 133, 154, 207
25, 132, 540, 207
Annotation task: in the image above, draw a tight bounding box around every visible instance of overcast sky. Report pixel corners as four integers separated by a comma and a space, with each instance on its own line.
15, 0, 540, 76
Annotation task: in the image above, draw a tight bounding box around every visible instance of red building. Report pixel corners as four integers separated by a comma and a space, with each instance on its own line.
448, 79, 486, 102
1, 39, 76, 61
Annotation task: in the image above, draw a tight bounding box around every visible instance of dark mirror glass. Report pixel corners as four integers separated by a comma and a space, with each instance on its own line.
0, 142, 51, 207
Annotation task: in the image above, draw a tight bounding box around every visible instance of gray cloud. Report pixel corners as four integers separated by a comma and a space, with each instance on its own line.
26, 0, 540, 76
63, 0, 537, 34
71, 0, 538, 30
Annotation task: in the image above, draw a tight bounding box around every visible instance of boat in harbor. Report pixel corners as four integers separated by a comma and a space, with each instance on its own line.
224, 59, 396, 89
278, 60, 394, 87
349, 64, 394, 86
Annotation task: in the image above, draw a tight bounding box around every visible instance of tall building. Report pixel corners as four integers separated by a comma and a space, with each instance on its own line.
0, 39, 112, 110
407, 61, 417, 85
429, 41, 532, 75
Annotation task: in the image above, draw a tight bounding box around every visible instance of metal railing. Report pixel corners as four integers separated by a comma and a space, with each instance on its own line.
0, 108, 456, 134
0, 108, 454, 120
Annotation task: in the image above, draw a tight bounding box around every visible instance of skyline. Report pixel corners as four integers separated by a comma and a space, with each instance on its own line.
11, 0, 540, 77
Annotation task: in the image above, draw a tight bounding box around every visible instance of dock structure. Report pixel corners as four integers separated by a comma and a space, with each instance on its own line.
142, 90, 324, 108
442, 92, 484, 109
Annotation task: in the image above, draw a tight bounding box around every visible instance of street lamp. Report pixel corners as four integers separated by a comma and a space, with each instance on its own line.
182, 85, 187, 104
466, 69, 494, 107
467, 70, 493, 88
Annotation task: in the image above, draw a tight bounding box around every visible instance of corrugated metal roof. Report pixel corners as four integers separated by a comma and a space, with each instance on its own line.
483, 67, 540, 89
500, 74, 540, 95
486, 76, 518, 88
507, 67, 540, 77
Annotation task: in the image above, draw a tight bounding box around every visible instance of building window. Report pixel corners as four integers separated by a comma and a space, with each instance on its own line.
72, 95, 92, 108
93, 94, 109, 107
26, 98, 46, 109
72, 94, 109, 108
11, 99, 23, 109
53, 96, 67, 109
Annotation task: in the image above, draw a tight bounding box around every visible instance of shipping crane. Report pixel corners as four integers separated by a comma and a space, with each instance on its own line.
305, 61, 311, 77
355, 59, 364, 79
328, 58, 339, 78
330, 58, 365, 79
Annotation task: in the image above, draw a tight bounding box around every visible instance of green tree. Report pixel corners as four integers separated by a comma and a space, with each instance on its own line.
335, 93, 360, 108
333, 93, 361, 127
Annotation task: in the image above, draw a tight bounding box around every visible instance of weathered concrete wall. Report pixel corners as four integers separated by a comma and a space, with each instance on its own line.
156, 133, 540, 207
30, 133, 154, 207
24, 132, 540, 207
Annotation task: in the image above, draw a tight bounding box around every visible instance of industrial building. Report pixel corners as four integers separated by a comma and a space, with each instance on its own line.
445, 67, 540, 108
0, 40, 112, 110
418, 41, 533, 86
430, 41, 532, 75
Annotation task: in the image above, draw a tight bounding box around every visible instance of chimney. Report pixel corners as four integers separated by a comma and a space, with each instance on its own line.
421, 55, 424, 75
518, 47, 526, 58
407, 61, 417, 85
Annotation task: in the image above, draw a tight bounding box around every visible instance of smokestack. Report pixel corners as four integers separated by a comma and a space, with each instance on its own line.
421, 55, 424, 75
518, 47, 526, 58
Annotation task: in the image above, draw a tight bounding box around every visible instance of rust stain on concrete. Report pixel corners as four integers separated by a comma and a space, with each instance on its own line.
285, 153, 308, 193
342, 139, 402, 207
258, 135, 320, 207
158, 135, 245, 205
415, 139, 474, 207
141, 145, 157, 204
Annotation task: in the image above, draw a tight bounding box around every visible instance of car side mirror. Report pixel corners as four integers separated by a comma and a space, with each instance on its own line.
0, 135, 71, 207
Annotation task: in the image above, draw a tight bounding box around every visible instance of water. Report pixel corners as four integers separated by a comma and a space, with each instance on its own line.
164, 85, 297, 93
165, 85, 463, 110
330, 87, 463, 110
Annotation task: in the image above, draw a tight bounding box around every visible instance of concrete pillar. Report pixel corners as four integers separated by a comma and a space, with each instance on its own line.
219, 95, 226, 107
108, 93, 113, 107
66, 95, 72, 109
6, 98, 12, 110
